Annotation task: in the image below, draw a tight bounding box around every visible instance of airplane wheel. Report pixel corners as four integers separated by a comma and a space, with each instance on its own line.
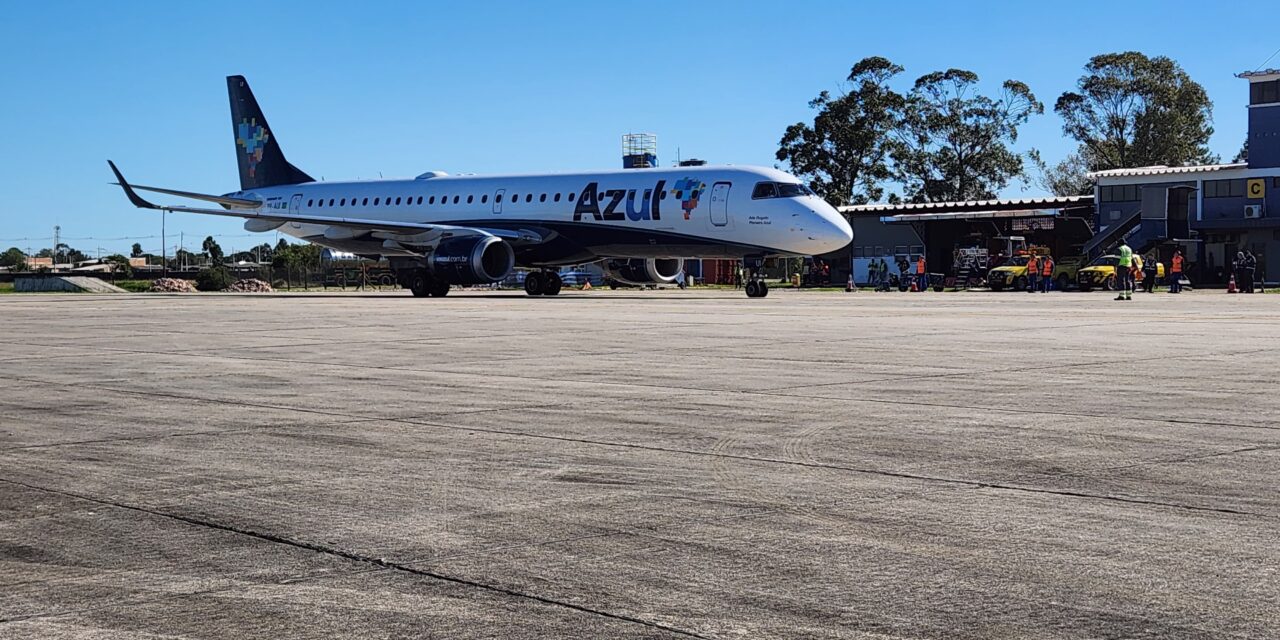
524, 272, 544, 296
757, 281, 769, 298
429, 280, 450, 297
543, 273, 562, 296
745, 281, 760, 298
408, 271, 431, 297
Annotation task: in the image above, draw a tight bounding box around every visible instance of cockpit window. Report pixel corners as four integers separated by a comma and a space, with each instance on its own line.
752, 182, 778, 199
776, 183, 814, 197
752, 181, 813, 199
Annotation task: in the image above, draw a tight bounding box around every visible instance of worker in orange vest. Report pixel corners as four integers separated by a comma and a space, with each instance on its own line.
1169, 249, 1185, 293
1025, 254, 1039, 293
915, 255, 927, 292
1040, 254, 1055, 292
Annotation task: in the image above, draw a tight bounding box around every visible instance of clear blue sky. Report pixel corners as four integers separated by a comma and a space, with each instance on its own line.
0, 0, 1273, 257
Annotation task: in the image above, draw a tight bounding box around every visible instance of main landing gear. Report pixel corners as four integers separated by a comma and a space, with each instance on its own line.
523, 270, 562, 296
743, 259, 769, 298
404, 270, 450, 298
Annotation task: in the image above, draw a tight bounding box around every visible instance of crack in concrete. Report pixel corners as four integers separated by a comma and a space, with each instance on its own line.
0, 478, 709, 638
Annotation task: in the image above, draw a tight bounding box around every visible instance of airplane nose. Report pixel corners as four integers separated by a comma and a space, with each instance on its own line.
807, 202, 852, 254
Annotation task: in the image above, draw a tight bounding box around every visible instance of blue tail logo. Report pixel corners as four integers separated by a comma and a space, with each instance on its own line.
236, 118, 270, 178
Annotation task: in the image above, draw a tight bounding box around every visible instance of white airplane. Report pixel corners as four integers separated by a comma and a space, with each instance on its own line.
110, 76, 852, 298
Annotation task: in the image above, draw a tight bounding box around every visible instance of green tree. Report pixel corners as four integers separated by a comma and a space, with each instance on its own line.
130, 242, 143, 257
103, 254, 133, 278
202, 236, 224, 264
1233, 140, 1248, 163
1027, 149, 1095, 196
0, 247, 26, 267
893, 69, 1043, 202
776, 56, 906, 206
1055, 52, 1216, 171
194, 266, 233, 291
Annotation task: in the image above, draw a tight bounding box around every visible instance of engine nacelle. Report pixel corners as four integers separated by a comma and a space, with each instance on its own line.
430, 236, 515, 285
603, 258, 684, 286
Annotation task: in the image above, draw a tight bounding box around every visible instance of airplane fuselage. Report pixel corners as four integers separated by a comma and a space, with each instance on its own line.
235, 165, 851, 266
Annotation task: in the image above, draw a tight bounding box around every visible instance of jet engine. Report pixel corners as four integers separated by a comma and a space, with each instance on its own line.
603, 258, 685, 286
430, 236, 515, 285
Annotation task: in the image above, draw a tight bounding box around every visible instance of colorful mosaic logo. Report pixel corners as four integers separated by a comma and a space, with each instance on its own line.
236, 118, 270, 177
672, 178, 705, 220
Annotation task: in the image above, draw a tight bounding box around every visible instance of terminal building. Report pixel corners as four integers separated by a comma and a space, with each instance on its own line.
828, 68, 1280, 287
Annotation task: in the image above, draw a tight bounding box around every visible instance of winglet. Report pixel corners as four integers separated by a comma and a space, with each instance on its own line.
107, 160, 161, 210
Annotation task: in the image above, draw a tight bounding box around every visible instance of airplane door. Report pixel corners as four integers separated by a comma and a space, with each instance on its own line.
493, 189, 505, 214
289, 194, 303, 213
709, 182, 731, 227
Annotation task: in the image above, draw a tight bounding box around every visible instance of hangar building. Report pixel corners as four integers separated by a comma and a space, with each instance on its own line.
825, 68, 1280, 288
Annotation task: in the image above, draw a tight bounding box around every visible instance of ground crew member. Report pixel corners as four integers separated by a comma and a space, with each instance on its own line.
1026, 254, 1039, 293
1244, 251, 1257, 293
1169, 249, 1184, 294
916, 255, 927, 292
1143, 253, 1158, 293
1040, 254, 1054, 293
1115, 241, 1134, 300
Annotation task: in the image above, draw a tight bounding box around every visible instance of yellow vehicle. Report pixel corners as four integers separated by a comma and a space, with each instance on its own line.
987, 256, 1033, 291
1076, 255, 1165, 292
988, 254, 1087, 291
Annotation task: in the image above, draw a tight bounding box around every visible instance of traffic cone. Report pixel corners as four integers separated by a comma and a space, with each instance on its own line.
1227, 274, 1237, 294
909, 279, 918, 292
846, 274, 855, 292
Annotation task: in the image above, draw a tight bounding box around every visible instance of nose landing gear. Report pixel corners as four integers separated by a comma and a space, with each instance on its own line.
742, 258, 769, 298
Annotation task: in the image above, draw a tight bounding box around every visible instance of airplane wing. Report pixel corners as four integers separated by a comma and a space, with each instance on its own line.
108, 160, 544, 245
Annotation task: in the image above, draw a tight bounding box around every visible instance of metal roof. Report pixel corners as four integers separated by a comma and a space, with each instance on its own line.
880, 208, 1058, 223
1238, 69, 1280, 79
1087, 163, 1247, 179
840, 194, 1092, 215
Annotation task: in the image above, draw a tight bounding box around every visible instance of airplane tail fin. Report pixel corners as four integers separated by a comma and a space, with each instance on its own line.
226, 75, 314, 191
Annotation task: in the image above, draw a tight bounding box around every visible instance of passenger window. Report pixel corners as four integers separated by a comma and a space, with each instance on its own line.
308, 199, 314, 207
568, 192, 575, 201
340, 198, 346, 206
328, 199, 335, 207
395, 197, 401, 205
752, 182, 777, 199
362, 198, 368, 206
554, 193, 561, 202
416, 196, 423, 205
453, 195, 460, 204
524, 194, 531, 202
481, 194, 488, 203
660, 191, 667, 200
496, 194, 503, 203
510, 194, 517, 203
467, 195, 474, 204
374, 198, 380, 205
675, 190, 683, 199
540, 193, 547, 202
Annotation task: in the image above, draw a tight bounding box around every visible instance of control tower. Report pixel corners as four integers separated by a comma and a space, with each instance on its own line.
622, 133, 657, 169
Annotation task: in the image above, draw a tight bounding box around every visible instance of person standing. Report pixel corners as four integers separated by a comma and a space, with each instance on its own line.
1169, 249, 1184, 294
1040, 254, 1055, 293
1244, 251, 1258, 293
1143, 253, 1159, 293
1026, 254, 1039, 293
1115, 242, 1134, 300
916, 254, 927, 292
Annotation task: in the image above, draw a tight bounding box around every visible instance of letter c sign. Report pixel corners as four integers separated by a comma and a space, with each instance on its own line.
1247, 178, 1265, 199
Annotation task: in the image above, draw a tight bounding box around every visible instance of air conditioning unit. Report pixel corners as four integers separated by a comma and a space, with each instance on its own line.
1244, 205, 1264, 219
